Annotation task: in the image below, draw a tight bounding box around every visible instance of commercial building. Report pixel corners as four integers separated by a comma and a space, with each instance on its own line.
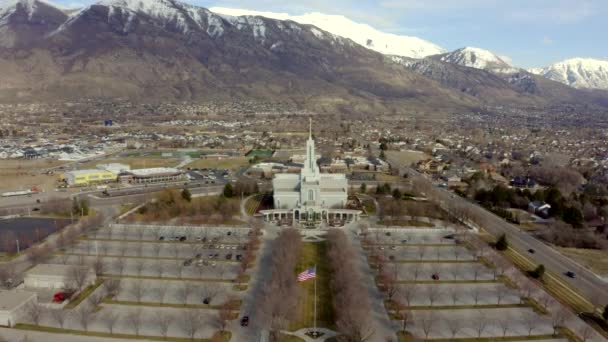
96, 163, 130, 174
0, 290, 37, 327
24, 264, 96, 289
118, 167, 185, 184
64, 169, 116, 186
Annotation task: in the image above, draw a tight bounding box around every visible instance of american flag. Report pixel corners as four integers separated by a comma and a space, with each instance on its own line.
297, 267, 316, 282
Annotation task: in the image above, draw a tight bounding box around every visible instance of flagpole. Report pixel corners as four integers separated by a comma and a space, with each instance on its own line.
314, 263, 317, 333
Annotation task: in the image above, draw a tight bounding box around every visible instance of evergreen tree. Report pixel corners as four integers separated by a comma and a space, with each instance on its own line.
603, 305, 608, 321
223, 183, 234, 198
181, 188, 192, 202
495, 234, 508, 251
392, 188, 402, 200
360, 183, 367, 194
531, 264, 545, 279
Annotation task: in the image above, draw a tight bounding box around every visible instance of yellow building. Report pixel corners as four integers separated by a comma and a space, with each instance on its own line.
64, 169, 116, 186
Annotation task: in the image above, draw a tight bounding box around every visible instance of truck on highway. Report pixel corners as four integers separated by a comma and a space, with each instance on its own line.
1, 186, 41, 197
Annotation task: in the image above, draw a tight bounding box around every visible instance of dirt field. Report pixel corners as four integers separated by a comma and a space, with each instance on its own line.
186, 157, 249, 171
557, 247, 608, 276
0, 159, 68, 191
386, 150, 430, 166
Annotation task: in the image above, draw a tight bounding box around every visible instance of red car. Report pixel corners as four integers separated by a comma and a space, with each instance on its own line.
53, 292, 69, 303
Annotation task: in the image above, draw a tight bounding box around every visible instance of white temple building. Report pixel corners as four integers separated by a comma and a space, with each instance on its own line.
261, 119, 361, 227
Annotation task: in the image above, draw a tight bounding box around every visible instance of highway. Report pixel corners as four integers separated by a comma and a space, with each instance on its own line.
385, 154, 608, 309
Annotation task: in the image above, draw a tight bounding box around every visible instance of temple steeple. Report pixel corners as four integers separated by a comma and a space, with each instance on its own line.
303, 118, 319, 175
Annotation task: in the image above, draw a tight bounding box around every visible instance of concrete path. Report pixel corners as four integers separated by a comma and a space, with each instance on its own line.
346, 222, 400, 341
282, 328, 339, 341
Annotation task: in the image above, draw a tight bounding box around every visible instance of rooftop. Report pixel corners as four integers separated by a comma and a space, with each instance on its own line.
26, 263, 91, 277
0, 290, 36, 311
128, 167, 181, 177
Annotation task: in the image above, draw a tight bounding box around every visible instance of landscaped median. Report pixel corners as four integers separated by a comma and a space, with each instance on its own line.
14, 324, 231, 342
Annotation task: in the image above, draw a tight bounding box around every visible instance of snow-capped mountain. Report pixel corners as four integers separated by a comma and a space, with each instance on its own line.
209, 7, 444, 59
528, 58, 608, 90
0, 0, 67, 47
435, 47, 513, 71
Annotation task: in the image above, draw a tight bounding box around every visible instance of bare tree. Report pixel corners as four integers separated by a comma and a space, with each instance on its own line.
50, 309, 66, 328
446, 317, 462, 338
88, 291, 105, 307
104, 277, 121, 296
419, 311, 436, 339
102, 309, 120, 333
180, 309, 202, 340
154, 312, 174, 338
177, 282, 194, 306
91, 257, 105, 277
497, 318, 511, 337
127, 308, 143, 336
69, 266, 91, 291
24, 303, 44, 325
130, 280, 144, 303
470, 287, 482, 305
134, 260, 145, 276
550, 307, 568, 335
152, 243, 162, 257
474, 311, 488, 337
522, 312, 537, 336
400, 284, 417, 306
77, 304, 94, 331
426, 286, 442, 306
154, 262, 165, 278
449, 288, 460, 305
113, 258, 126, 276
200, 284, 221, 305
216, 301, 232, 332
495, 286, 508, 305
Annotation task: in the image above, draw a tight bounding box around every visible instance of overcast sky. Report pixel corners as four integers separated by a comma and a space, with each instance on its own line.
60, 0, 608, 68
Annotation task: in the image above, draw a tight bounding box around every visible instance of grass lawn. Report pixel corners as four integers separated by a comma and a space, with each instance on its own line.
65, 279, 104, 309
557, 247, 608, 276
290, 242, 335, 331
386, 150, 429, 166
185, 157, 249, 171
362, 199, 376, 214
245, 194, 263, 215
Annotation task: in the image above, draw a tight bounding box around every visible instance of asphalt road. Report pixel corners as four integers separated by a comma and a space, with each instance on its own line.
385, 154, 608, 308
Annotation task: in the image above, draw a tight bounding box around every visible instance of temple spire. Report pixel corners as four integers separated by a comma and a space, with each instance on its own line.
309, 117, 312, 139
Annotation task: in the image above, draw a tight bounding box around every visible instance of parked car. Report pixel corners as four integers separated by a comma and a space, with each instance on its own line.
527, 248, 535, 254
203, 297, 211, 304
226, 253, 233, 260
159, 236, 165, 241
443, 234, 455, 239
565, 271, 576, 278
179, 236, 187, 242
236, 254, 243, 261
183, 259, 193, 266
52, 292, 72, 303
227, 231, 232, 236
240, 316, 249, 327
431, 273, 440, 280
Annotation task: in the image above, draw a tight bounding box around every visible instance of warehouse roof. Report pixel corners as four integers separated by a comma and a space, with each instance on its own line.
0, 290, 36, 311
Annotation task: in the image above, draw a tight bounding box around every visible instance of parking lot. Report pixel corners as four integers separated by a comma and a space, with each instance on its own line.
366, 227, 562, 340
33, 223, 254, 339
